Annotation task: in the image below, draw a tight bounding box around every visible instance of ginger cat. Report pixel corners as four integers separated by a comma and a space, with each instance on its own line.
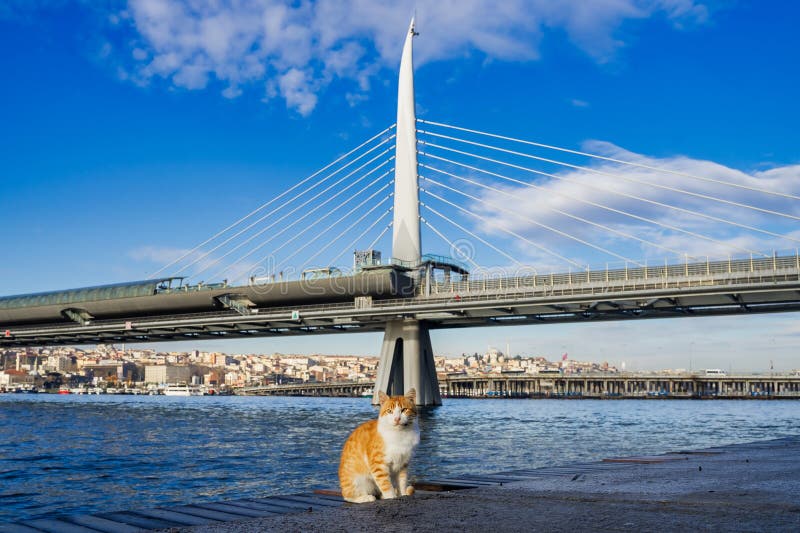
338, 388, 420, 503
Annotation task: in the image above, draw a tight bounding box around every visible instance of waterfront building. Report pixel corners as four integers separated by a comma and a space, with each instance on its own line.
144, 365, 191, 385
0, 369, 34, 387
204, 370, 223, 386
83, 361, 138, 383
224, 371, 244, 387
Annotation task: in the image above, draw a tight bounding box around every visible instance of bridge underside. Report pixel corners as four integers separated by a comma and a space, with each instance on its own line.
3, 280, 800, 347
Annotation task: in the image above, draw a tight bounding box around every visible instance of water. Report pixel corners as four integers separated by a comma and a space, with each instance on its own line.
1, 395, 799, 522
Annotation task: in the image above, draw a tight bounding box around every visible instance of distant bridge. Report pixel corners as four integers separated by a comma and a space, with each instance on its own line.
442, 372, 800, 399
238, 381, 374, 398
237, 373, 800, 400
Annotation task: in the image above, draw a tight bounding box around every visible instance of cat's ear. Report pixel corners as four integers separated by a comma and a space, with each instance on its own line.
378, 390, 389, 405
405, 388, 416, 404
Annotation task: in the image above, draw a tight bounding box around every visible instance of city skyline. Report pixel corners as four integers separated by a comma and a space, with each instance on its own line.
1, 1, 798, 371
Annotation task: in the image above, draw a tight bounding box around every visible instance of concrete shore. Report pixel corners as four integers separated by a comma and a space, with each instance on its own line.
167, 436, 800, 532
4, 437, 798, 532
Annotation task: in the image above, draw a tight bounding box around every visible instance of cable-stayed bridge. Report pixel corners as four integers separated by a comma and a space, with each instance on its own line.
2, 21, 799, 404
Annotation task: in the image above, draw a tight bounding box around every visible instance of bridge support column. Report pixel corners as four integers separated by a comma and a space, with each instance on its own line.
374, 319, 441, 406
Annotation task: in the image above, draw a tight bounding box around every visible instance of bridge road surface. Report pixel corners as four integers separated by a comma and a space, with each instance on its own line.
152, 436, 799, 532
4, 253, 800, 348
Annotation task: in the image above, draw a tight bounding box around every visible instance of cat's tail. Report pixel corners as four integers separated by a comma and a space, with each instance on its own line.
405, 486, 415, 497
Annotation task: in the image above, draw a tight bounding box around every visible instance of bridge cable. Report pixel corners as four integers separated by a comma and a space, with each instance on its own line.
366, 220, 393, 251
296, 192, 394, 272
327, 209, 395, 267
224, 169, 394, 280
418, 119, 800, 202
420, 153, 768, 257
174, 136, 395, 278
421, 168, 691, 259
269, 186, 395, 276
421, 189, 644, 268
418, 202, 523, 267
150, 123, 396, 278
205, 163, 395, 281
190, 153, 394, 280
231, 186, 393, 283
421, 142, 800, 239
175, 137, 396, 277
192, 158, 393, 282
418, 131, 800, 222
419, 217, 482, 271
420, 189, 584, 268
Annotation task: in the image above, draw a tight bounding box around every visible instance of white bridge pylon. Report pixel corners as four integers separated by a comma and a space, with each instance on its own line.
373, 19, 442, 406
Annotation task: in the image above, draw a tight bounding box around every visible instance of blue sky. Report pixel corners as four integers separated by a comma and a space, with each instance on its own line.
1, 1, 799, 370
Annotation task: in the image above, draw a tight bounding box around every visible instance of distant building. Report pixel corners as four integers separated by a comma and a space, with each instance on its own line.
144, 365, 191, 384
211, 353, 232, 366
47, 355, 73, 373
0, 369, 34, 387
204, 370, 223, 386
83, 361, 138, 383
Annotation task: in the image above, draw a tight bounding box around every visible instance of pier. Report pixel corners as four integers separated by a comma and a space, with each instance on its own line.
237, 373, 800, 399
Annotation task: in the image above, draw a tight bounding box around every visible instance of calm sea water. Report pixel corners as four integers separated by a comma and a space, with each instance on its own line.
1, 394, 799, 522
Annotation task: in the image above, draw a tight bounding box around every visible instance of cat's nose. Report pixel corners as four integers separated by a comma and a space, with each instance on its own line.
393, 416, 401, 424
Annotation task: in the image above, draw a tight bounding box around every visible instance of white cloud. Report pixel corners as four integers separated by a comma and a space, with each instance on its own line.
420, 138, 800, 270
221, 85, 242, 99
277, 68, 318, 116
108, 0, 710, 114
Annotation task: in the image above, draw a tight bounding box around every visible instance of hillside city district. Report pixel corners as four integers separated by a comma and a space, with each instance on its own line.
4, 343, 795, 396
0, 345, 632, 394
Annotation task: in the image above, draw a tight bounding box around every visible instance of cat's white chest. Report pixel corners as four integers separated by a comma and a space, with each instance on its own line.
379, 424, 420, 469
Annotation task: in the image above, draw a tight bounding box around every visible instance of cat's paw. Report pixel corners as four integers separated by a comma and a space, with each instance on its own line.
404, 486, 415, 496
381, 489, 398, 499
348, 494, 377, 504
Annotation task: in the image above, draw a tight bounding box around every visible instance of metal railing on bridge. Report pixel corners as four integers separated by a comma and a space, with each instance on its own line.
417, 251, 800, 299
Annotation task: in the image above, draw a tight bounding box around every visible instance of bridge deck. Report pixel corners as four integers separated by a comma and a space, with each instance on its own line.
3, 254, 800, 346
